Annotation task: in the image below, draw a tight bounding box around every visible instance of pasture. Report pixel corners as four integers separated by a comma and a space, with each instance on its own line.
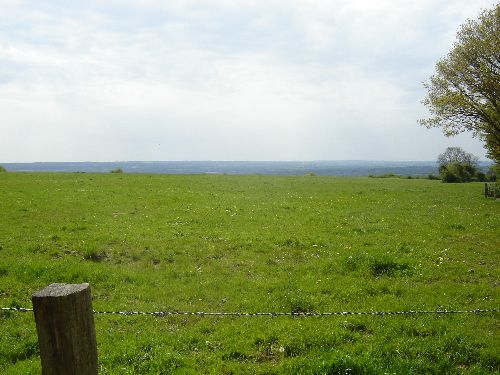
0, 173, 498, 374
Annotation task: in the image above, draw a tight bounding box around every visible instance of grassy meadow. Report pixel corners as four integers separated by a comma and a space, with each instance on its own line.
0, 173, 499, 374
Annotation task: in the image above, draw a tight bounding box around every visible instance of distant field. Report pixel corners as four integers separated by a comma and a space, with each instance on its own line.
0, 173, 498, 374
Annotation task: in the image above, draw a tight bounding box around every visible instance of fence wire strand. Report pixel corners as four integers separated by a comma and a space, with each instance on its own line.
2, 307, 499, 317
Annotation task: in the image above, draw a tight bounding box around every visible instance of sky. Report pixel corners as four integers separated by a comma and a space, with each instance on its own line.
0, 0, 497, 162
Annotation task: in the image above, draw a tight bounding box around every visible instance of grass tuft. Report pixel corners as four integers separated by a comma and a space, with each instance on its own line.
367, 255, 412, 277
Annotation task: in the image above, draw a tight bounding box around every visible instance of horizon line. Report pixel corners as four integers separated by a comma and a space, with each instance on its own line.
1, 159, 450, 164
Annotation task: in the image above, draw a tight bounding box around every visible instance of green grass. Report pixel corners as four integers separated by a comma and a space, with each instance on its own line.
0, 173, 498, 374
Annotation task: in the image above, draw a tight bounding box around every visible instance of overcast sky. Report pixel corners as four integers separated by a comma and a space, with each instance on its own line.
0, 0, 496, 162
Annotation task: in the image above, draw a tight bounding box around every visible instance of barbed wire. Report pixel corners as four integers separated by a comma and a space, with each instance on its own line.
1, 307, 33, 313
2, 307, 499, 317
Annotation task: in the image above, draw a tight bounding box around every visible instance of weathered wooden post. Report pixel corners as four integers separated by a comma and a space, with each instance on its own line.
32, 283, 98, 375
484, 183, 488, 198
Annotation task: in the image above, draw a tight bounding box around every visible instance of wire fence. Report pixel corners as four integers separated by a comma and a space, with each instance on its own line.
2, 306, 499, 317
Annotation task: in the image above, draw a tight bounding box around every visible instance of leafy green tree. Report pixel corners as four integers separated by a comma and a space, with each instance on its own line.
437, 147, 481, 183
0, 166, 7, 172
437, 146, 478, 168
419, 5, 500, 163
440, 162, 477, 183
487, 163, 499, 181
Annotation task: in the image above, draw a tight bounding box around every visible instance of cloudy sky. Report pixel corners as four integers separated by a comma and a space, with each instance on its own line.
0, 0, 496, 162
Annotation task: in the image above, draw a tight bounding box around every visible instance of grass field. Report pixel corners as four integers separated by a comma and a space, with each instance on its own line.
0, 173, 499, 374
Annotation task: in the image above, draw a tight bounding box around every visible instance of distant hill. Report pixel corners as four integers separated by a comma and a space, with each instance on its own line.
0, 160, 493, 176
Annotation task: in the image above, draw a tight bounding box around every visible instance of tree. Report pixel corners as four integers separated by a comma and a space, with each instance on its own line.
437, 146, 478, 168
0, 166, 6, 172
437, 147, 480, 182
419, 5, 500, 163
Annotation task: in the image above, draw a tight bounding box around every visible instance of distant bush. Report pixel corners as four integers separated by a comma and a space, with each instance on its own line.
436, 147, 488, 183
110, 168, 123, 174
369, 173, 400, 178
439, 162, 478, 183
368, 173, 423, 179
474, 171, 486, 182
427, 173, 440, 180
305, 172, 317, 177
486, 164, 499, 182
0, 165, 7, 172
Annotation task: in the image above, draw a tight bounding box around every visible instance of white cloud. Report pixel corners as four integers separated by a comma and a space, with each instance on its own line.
0, 0, 495, 161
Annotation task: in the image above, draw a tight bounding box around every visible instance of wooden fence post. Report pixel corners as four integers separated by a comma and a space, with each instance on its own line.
32, 283, 98, 375
484, 183, 488, 198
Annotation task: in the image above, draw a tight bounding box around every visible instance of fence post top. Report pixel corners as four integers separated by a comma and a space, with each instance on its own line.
32, 283, 90, 298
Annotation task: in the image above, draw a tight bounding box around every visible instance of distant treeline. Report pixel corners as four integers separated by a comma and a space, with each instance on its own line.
1, 161, 494, 177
